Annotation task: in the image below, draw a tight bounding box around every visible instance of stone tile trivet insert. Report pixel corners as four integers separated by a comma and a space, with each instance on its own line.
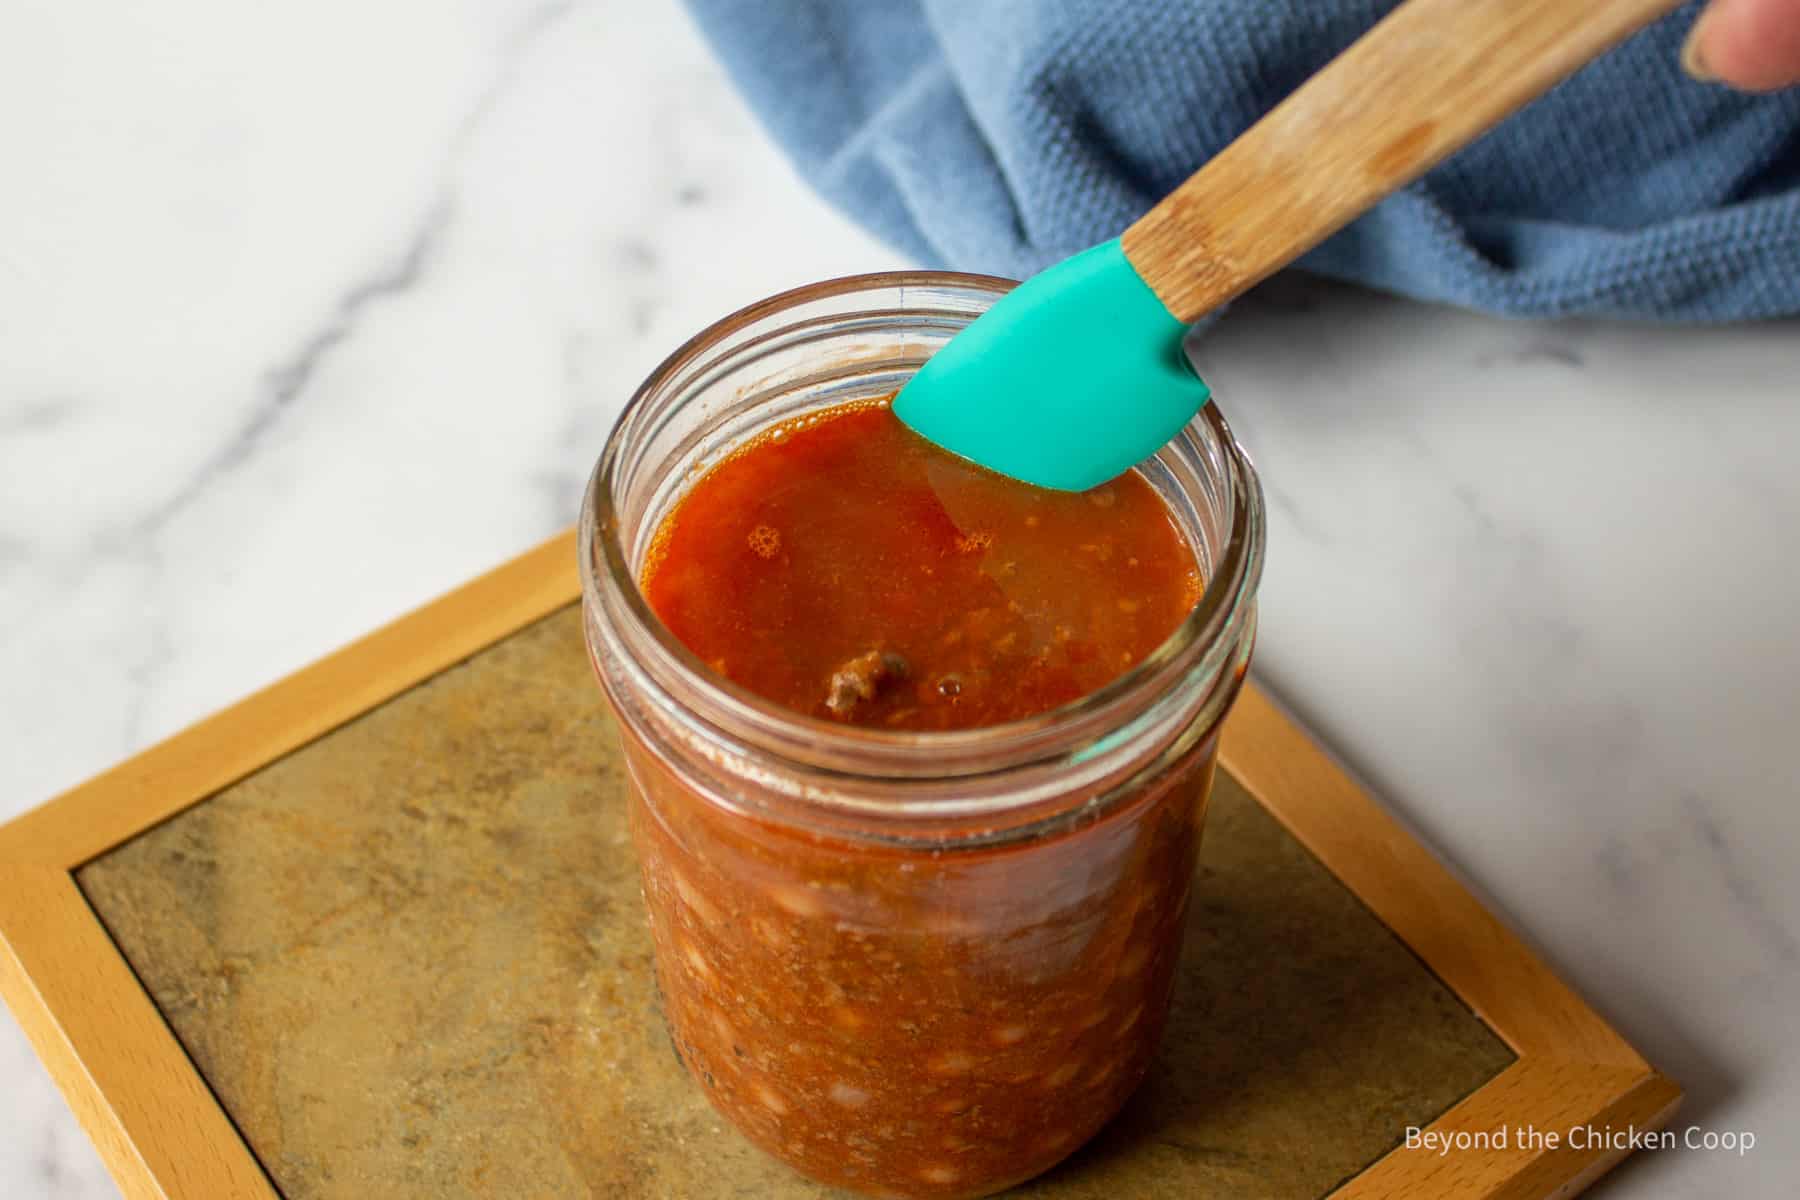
79, 606, 1513, 1199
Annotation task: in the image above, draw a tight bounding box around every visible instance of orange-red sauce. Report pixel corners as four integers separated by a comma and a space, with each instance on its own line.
642, 399, 1201, 729
624, 397, 1214, 1198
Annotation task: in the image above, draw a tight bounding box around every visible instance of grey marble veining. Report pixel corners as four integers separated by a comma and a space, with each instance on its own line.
3, 1, 1798, 1196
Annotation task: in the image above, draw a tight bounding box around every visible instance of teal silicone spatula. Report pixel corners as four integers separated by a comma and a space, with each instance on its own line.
895, 0, 1685, 490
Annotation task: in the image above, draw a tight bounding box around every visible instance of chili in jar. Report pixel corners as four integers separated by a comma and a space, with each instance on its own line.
581, 273, 1264, 1199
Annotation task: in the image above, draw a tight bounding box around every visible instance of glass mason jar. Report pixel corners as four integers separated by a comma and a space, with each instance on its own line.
579, 273, 1264, 1199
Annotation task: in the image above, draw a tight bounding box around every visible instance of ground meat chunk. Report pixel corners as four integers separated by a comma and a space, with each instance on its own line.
824, 650, 909, 717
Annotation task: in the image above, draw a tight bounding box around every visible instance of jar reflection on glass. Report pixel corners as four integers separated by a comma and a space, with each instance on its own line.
581, 273, 1264, 1199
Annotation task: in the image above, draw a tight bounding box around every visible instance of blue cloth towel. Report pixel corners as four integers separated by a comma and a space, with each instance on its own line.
685, 1, 1800, 321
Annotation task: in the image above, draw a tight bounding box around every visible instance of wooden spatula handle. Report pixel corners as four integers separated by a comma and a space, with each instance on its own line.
1122, 0, 1689, 324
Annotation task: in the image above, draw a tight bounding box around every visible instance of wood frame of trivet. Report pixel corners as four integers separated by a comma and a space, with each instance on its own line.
0, 531, 1680, 1199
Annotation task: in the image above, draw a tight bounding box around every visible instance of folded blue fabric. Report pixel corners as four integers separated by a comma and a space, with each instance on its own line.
685, 1, 1800, 321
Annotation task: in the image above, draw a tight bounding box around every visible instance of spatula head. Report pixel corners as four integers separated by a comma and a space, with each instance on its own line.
894, 238, 1210, 492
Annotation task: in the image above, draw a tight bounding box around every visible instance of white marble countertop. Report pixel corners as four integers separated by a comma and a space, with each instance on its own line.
3, 2, 1796, 1196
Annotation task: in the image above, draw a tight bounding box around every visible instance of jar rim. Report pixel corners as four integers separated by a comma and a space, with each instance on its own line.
580, 270, 1265, 781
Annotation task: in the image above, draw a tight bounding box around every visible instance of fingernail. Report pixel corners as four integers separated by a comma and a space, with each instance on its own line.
1681, 12, 1716, 81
